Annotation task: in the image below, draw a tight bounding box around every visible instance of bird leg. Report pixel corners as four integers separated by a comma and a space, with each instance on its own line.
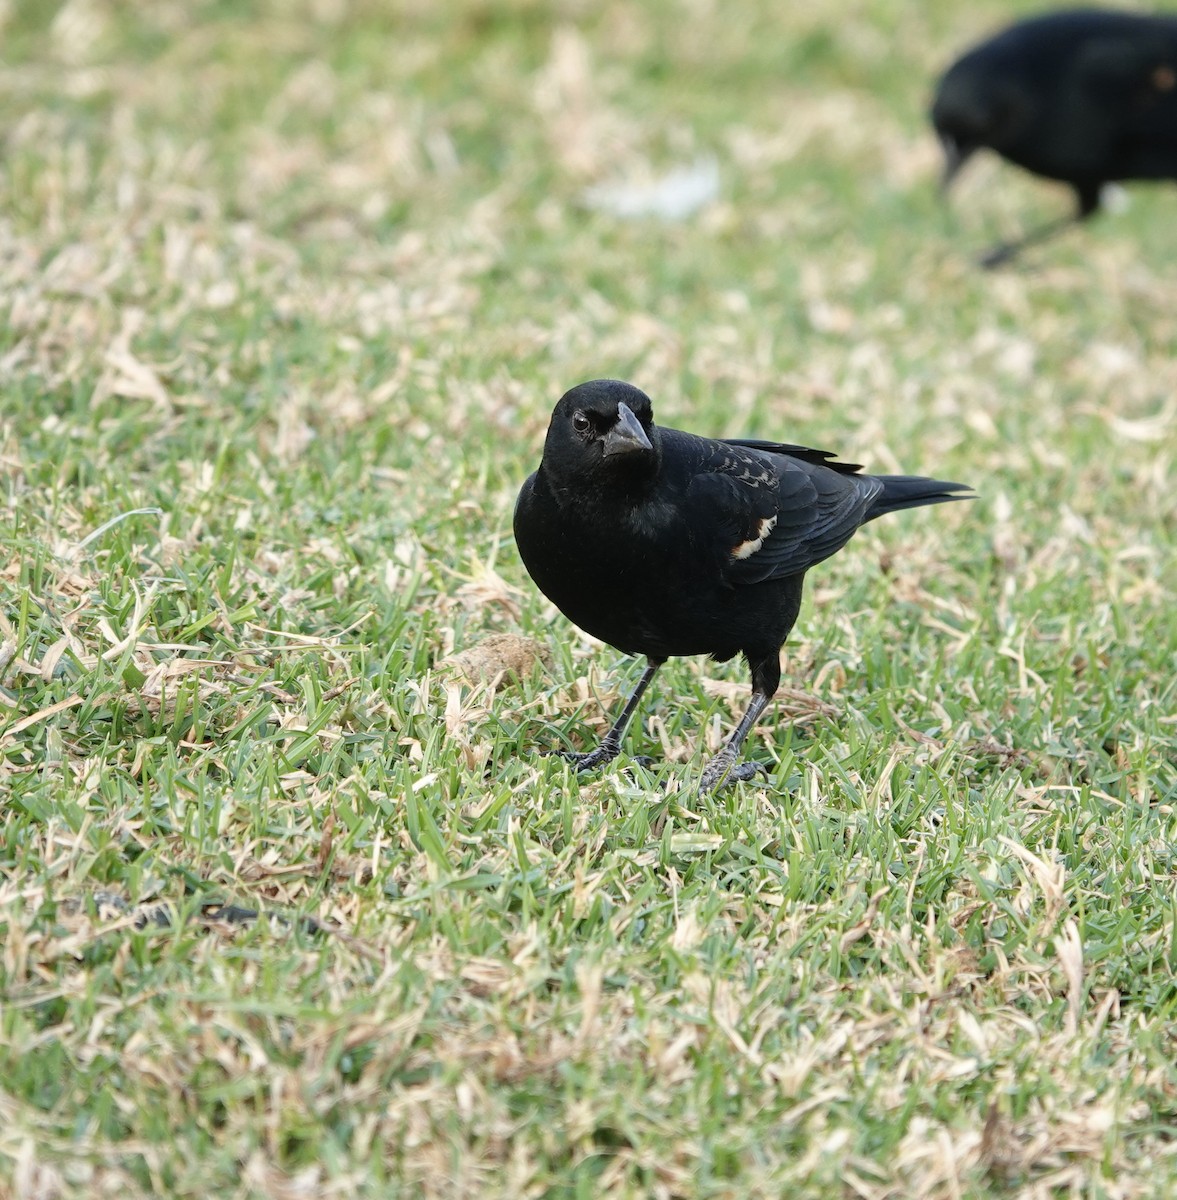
979, 212, 1083, 268
697, 689, 772, 795
980, 186, 1101, 269
555, 658, 663, 773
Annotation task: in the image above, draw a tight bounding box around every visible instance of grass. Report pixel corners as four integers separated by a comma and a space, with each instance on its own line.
1, 0, 1175, 1195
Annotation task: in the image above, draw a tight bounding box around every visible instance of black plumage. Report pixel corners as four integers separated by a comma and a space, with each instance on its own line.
932, 8, 1177, 266
513, 380, 973, 795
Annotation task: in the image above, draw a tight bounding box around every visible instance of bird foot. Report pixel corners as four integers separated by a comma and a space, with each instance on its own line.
547, 743, 621, 774
697, 755, 769, 795
544, 746, 657, 779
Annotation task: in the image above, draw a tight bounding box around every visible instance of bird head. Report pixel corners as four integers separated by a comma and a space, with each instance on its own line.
931, 66, 1028, 191
541, 380, 659, 491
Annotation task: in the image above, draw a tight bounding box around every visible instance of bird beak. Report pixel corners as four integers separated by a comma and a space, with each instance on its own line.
939, 135, 972, 193
603, 402, 653, 457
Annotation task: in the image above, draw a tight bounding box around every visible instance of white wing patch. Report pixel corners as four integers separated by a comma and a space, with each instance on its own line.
732, 514, 777, 560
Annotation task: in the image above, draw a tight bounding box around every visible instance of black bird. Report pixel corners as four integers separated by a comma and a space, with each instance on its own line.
932, 8, 1177, 267
513, 380, 972, 795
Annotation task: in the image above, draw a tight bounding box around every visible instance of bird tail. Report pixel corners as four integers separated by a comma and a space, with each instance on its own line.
866, 475, 974, 521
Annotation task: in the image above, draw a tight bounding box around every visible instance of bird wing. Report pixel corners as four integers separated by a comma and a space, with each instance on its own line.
683, 438, 882, 586
1074, 31, 1177, 108
722, 437, 863, 474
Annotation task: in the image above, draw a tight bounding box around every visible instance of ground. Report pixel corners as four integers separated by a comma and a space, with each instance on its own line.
1, 1, 1175, 1197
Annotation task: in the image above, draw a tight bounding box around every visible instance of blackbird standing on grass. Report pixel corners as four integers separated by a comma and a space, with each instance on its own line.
513, 380, 972, 796
932, 9, 1177, 267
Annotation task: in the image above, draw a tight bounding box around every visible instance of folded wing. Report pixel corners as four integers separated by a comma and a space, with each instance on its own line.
685, 440, 882, 586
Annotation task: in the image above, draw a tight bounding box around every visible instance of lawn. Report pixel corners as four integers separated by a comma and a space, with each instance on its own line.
1, 0, 1175, 1196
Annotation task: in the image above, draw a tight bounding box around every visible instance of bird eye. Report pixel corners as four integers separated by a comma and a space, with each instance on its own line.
572, 411, 590, 434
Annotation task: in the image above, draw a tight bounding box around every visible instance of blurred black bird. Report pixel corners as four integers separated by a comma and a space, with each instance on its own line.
932, 8, 1177, 267
513, 380, 972, 796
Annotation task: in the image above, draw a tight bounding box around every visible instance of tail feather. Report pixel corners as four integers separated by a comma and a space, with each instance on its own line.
866, 475, 974, 521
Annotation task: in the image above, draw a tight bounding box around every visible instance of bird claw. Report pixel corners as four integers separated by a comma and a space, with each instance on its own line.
542, 747, 657, 780
729, 760, 769, 783
546, 744, 620, 774
697, 756, 769, 795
